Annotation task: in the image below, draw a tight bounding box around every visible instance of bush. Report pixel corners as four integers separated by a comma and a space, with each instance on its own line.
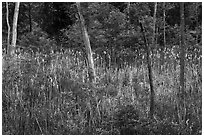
19, 27, 57, 54
113, 105, 140, 134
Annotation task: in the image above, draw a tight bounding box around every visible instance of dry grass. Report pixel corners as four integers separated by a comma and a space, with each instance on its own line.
2, 51, 202, 135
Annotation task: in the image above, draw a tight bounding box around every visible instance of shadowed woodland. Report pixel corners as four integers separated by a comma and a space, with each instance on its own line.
2, 2, 202, 135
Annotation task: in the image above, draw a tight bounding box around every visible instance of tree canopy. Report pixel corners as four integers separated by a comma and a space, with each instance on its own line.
2, 2, 202, 65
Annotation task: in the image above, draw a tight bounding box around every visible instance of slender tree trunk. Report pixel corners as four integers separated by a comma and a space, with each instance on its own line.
146, 2, 157, 119
180, 2, 185, 100
6, 2, 11, 55
76, 2, 96, 84
152, 2, 157, 68
139, 21, 155, 119
28, 3, 32, 32
160, 2, 166, 72
152, 2, 157, 46
10, 2, 20, 56
76, 4, 96, 132
177, 2, 186, 125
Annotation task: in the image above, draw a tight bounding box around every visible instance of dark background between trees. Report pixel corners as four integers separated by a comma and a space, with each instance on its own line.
2, 2, 202, 135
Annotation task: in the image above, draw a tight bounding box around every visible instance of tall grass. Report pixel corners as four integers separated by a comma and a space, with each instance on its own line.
2, 50, 202, 135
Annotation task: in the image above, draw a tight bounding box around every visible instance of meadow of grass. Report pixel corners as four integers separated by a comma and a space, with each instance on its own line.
2, 50, 202, 135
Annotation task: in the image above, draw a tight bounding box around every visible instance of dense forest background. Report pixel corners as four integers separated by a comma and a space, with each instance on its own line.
2, 2, 202, 135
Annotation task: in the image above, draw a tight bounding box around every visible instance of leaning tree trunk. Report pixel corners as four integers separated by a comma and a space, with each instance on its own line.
76, 2, 96, 84
6, 2, 11, 55
139, 2, 157, 119
10, 2, 20, 56
139, 21, 155, 119
76, 3, 96, 133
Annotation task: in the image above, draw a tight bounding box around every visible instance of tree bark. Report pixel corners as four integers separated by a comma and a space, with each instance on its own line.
10, 2, 20, 56
160, 2, 166, 72
76, 4, 97, 133
76, 2, 96, 84
177, 2, 186, 125
139, 21, 155, 119
152, 2, 157, 46
179, 2, 185, 100
152, 2, 157, 68
6, 2, 11, 55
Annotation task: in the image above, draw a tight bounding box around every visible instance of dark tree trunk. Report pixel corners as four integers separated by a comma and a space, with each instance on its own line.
139, 21, 155, 119
177, 2, 186, 126
179, 2, 185, 101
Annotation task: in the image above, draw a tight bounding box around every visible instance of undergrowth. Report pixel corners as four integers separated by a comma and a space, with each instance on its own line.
2, 51, 202, 135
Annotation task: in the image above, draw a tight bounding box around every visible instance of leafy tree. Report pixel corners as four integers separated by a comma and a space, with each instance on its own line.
37, 2, 74, 41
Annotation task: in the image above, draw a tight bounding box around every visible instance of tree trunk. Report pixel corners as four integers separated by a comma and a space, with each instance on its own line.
10, 2, 20, 56
6, 2, 11, 55
76, 2, 96, 84
76, 4, 97, 133
139, 21, 155, 119
152, 2, 157, 68
179, 2, 185, 100
152, 2, 157, 46
177, 2, 186, 125
160, 2, 166, 72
